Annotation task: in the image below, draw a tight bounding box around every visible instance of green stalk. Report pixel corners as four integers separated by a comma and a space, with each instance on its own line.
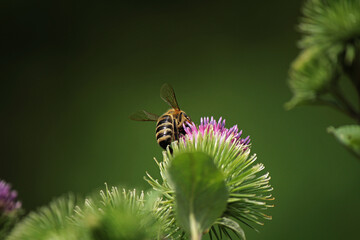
316, 99, 357, 120
329, 85, 360, 122
189, 213, 202, 240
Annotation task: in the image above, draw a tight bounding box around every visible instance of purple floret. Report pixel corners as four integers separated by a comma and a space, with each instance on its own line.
182, 116, 251, 149
0, 180, 21, 214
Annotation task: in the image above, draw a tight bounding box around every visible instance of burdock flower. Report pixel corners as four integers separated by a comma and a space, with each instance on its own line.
0, 180, 22, 239
146, 117, 274, 240
0, 180, 21, 215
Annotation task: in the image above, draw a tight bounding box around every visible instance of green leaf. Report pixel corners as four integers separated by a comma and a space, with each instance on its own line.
328, 125, 360, 158
216, 217, 246, 240
168, 152, 229, 240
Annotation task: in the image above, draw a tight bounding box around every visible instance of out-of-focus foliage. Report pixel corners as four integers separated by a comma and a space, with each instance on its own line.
286, 47, 336, 109
76, 186, 160, 240
299, 0, 360, 50
328, 125, 360, 157
6, 186, 160, 240
6, 195, 86, 240
0, 212, 21, 240
286, 0, 360, 160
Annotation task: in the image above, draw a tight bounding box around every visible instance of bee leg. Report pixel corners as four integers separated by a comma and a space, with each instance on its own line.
173, 119, 179, 141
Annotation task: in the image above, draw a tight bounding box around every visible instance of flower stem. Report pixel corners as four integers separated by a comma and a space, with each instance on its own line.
346, 55, 360, 113
316, 98, 358, 121
329, 86, 360, 122
190, 213, 202, 240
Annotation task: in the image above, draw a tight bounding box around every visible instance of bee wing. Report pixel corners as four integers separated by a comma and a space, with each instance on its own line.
129, 110, 159, 121
160, 83, 180, 110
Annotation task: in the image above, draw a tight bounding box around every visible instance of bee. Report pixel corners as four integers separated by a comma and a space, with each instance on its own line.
130, 83, 191, 152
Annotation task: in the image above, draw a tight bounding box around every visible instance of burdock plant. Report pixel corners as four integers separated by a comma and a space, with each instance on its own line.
146, 117, 274, 240
5, 116, 273, 240
286, 0, 360, 160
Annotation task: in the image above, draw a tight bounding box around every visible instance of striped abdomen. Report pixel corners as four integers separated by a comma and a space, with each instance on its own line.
156, 114, 177, 150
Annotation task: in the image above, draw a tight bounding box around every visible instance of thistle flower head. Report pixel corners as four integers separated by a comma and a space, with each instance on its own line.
146, 117, 274, 239
75, 185, 159, 240
7, 186, 160, 240
0, 180, 21, 215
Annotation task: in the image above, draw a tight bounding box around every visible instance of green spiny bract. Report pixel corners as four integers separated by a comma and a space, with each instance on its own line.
299, 0, 360, 55
6, 194, 86, 240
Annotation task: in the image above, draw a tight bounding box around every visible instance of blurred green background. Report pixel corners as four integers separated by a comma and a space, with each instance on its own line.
2, 0, 360, 239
